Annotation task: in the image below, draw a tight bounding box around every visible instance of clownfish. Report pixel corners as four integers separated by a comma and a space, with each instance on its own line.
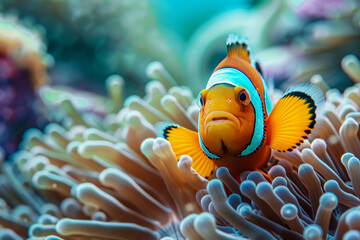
158, 34, 324, 178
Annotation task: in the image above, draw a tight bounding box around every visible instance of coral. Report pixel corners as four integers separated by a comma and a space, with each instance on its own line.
0, 15, 49, 89
0, 15, 49, 155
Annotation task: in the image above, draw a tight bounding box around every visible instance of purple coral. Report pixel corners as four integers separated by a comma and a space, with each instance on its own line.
0, 17, 49, 156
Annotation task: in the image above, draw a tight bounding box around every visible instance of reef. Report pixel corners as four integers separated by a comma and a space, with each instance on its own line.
1, 0, 360, 239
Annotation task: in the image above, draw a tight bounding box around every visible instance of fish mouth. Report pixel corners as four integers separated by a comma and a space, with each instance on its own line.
204, 111, 241, 130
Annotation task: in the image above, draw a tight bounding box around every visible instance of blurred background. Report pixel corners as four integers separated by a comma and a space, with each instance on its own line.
0, 0, 359, 156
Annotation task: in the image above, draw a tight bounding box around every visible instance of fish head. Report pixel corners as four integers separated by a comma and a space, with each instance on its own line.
198, 84, 255, 157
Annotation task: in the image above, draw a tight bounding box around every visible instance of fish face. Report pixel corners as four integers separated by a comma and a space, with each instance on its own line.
198, 84, 255, 157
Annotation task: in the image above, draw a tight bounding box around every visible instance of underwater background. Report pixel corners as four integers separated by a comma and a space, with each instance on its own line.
1, 0, 360, 239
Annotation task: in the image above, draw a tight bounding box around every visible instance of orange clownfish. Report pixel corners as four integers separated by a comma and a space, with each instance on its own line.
158, 34, 324, 178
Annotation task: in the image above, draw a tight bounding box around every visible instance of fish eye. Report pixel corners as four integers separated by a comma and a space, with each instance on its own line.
197, 89, 208, 107
235, 87, 250, 105
240, 92, 247, 101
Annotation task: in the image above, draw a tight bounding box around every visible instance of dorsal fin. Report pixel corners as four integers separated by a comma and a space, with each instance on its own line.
226, 33, 251, 63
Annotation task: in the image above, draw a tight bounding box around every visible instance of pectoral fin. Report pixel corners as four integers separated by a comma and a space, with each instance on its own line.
157, 123, 215, 179
266, 83, 324, 152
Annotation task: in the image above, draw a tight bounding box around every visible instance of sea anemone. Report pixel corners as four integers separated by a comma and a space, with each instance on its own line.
0, 66, 206, 239
170, 76, 360, 239
1, 54, 360, 239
